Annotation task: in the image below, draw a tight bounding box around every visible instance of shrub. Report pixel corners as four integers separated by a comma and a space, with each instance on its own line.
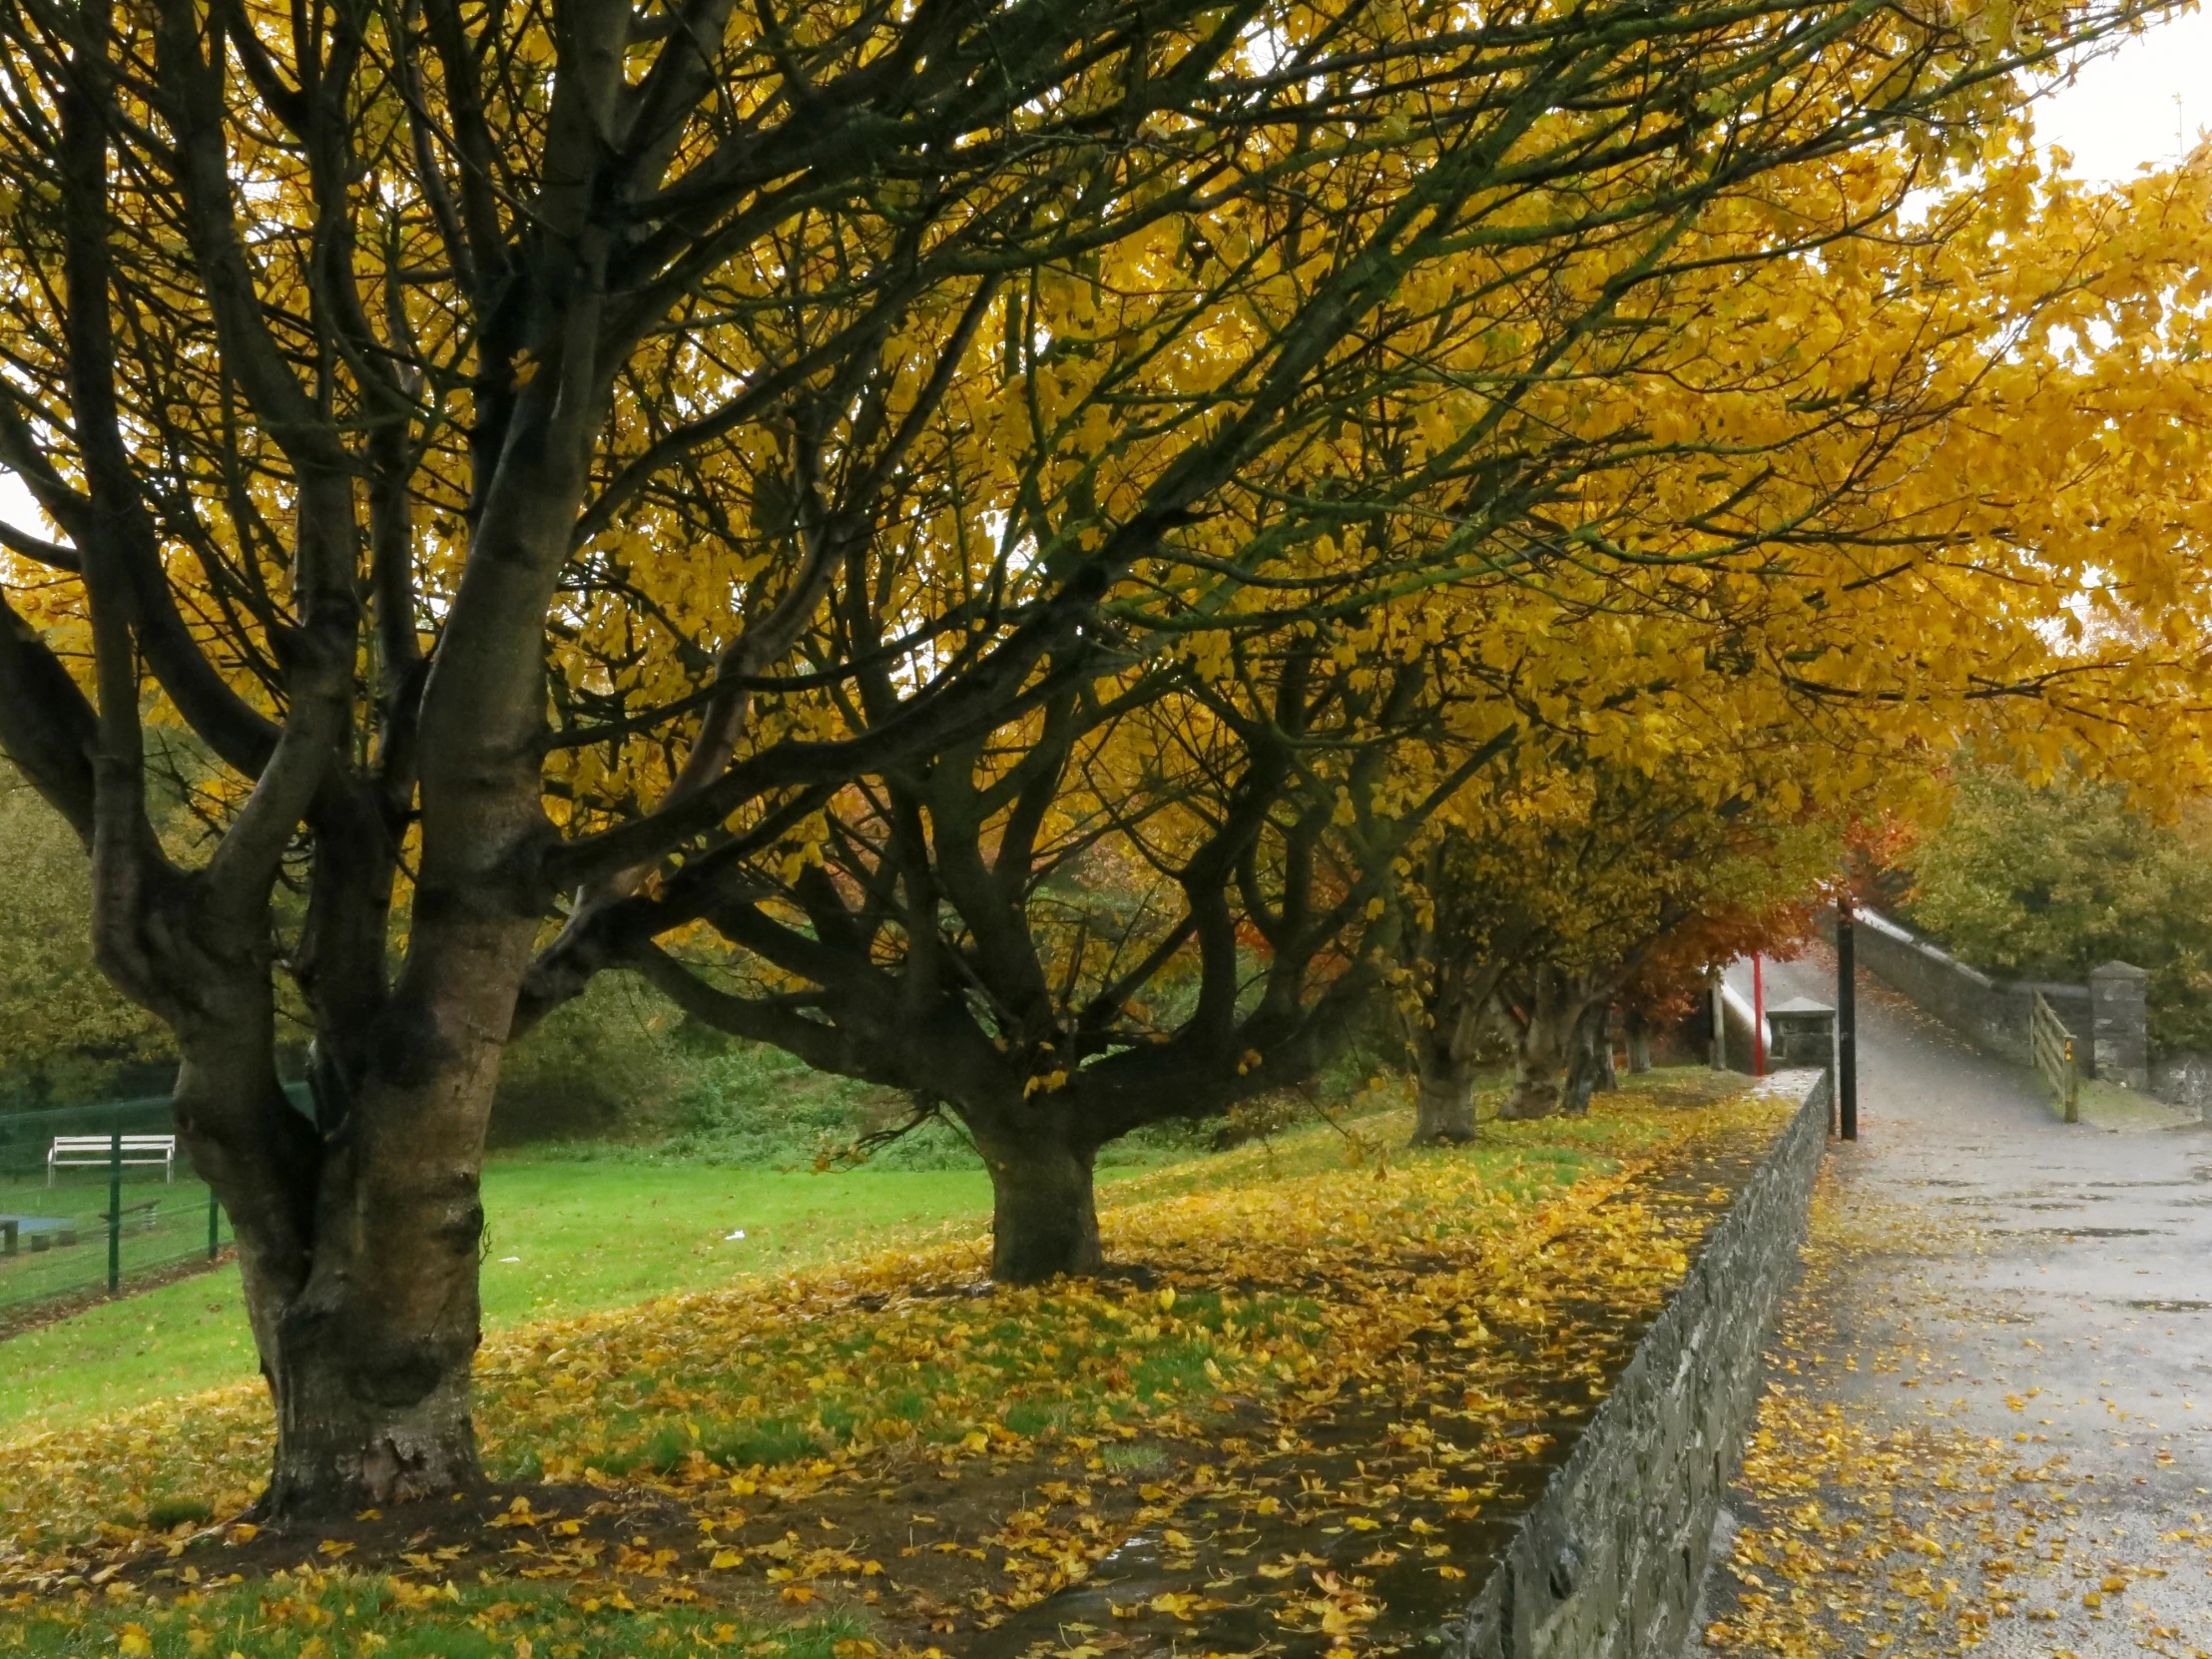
0, 763, 171, 1106
1905, 766, 2212, 1054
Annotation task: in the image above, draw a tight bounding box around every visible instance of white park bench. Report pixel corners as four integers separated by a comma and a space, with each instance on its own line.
47, 1135, 177, 1186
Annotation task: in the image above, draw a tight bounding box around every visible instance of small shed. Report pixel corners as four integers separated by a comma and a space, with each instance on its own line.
1765, 996, 1836, 1068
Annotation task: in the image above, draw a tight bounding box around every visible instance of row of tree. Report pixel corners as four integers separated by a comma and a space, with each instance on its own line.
1392, 755, 1838, 1139
1, 0, 2209, 1514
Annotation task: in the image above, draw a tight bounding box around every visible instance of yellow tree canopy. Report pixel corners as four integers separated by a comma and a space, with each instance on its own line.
0, 0, 2203, 1488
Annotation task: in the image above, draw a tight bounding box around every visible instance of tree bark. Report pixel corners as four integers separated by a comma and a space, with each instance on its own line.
259, 1110, 491, 1511
156, 816, 528, 1518
265, 1299, 480, 1514
1410, 1043, 1480, 1143
1561, 1000, 1615, 1116
176, 1021, 499, 1516
1402, 974, 1491, 1145
1624, 1007, 1653, 1074
1499, 975, 1576, 1121
971, 1121, 1102, 1285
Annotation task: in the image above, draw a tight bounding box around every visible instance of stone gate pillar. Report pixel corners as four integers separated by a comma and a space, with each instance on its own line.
2088, 961, 2150, 1091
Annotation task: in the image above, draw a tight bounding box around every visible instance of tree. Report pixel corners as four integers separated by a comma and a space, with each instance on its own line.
1375, 140, 2212, 1127
0, 0, 2194, 1515
526, 104, 2212, 1270
617, 656, 1484, 1282
0, 759, 168, 1098
1615, 895, 1829, 1067
1394, 836, 1512, 1144
1394, 739, 1849, 1129
1905, 763, 2212, 1052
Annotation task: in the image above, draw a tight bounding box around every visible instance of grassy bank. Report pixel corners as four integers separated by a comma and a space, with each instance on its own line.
0, 1068, 1789, 1659
0, 1161, 996, 1431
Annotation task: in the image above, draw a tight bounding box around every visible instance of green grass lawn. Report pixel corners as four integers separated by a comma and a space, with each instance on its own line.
0, 1065, 1727, 1434
8, 1574, 868, 1659
0, 1158, 994, 1431
0, 1095, 1585, 1651
0, 1170, 224, 1308
0, 1064, 1770, 1659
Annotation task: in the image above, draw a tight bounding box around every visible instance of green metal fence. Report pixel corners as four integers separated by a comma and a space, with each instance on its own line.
0, 1096, 230, 1314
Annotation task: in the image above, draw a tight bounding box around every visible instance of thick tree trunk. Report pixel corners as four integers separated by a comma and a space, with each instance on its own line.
183, 1060, 494, 1517
1624, 1007, 1653, 1074
1403, 981, 1489, 1146
1409, 1043, 1479, 1143
173, 886, 522, 1517
265, 1306, 479, 1513
1561, 1001, 1615, 1116
257, 1126, 490, 1513
1501, 1061, 1558, 1118
1500, 999, 1574, 1120
973, 1125, 1101, 1285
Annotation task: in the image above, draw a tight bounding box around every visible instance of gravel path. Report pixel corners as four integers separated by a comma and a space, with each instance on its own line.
1689, 949, 2212, 1657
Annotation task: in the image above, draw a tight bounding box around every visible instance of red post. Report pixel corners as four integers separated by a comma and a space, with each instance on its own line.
1752, 953, 1766, 1077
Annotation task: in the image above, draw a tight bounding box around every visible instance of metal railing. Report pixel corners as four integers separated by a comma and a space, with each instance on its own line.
2030, 990, 2080, 1125
0, 1096, 230, 1316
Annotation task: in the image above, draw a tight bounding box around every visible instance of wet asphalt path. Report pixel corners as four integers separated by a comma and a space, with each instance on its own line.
1688, 950, 2212, 1655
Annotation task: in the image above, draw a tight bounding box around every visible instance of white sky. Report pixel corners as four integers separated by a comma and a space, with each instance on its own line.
0, 14, 2205, 541
0, 466, 29, 532
2031, 5, 2212, 183
0, 473, 31, 533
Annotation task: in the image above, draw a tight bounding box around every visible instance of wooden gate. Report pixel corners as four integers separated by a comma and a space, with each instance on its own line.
2030, 990, 2080, 1124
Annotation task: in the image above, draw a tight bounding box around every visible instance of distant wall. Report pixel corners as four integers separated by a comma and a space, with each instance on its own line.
1442, 1071, 1831, 1659
2153, 1051, 2212, 1113
1716, 982, 1759, 1075
1842, 908, 2091, 1072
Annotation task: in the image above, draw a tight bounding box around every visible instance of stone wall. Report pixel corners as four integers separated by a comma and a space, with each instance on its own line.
2152, 1051, 2212, 1113
1842, 908, 2092, 1071
2088, 962, 2150, 1091
1441, 1071, 1831, 1659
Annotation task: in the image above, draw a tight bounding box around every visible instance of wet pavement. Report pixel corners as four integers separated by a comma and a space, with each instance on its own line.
1692, 950, 2212, 1656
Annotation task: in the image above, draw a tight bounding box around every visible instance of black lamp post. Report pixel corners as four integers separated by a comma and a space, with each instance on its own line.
1837, 896, 1859, 1141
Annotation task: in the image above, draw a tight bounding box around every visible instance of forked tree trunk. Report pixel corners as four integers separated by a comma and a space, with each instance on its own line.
173, 900, 524, 1516
187, 1072, 497, 1517
975, 1129, 1102, 1284
259, 1130, 489, 1512
1403, 984, 1488, 1146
